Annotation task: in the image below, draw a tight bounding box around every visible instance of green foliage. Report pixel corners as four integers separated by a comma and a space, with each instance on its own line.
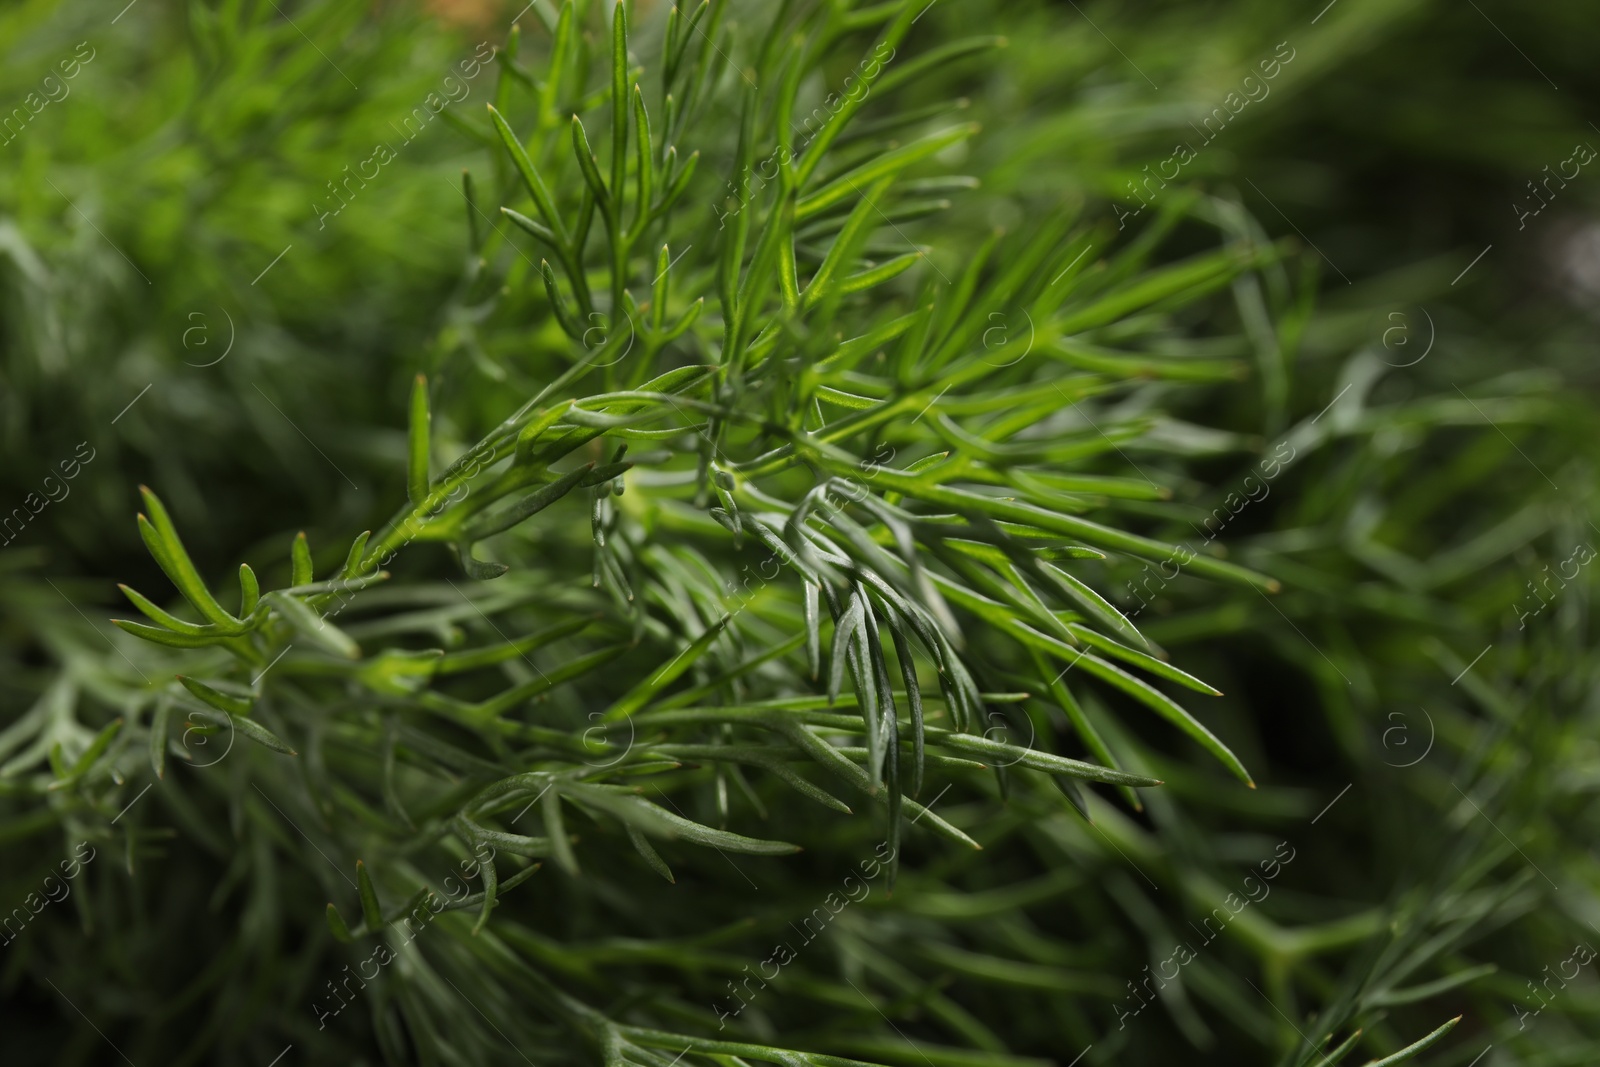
2, 1, 1599, 1066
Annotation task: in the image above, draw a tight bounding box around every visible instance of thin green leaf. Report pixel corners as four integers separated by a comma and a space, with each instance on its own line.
805, 582, 822, 681
627, 823, 675, 883
885, 609, 926, 798
773, 717, 981, 850
1358, 1016, 1461, 1066
797, 124, 978, 221
215, 709, 296, 756
1323, 1030, 1365, 1066
464, 464, 594, 540
474, 846, 499, 936
1052, 774, 1091, 820
632, 86, 653, 235
178, 676, 251, 716
117, 583, 208, 636
602, 614, 732, 721
1064, 623, 1219, 695
805, 177, 894, 310
1055, 246, 1264, 335
571, 114, 610, 208
610, 0, 628, 193
840, 252, 923, 294
473, 644, 629, 719
543, 789, 580, 876
502, 205, 559, 249
1038, 561, 1147, 649
149, 695, 172, 779
408, 374, 430, 507
829, 460, 1279, 592
291, 531, 314, 587
540, 259, 584, 340
112, 619, 227, 649
137, 487, 243, 630
265, 591, 361, 659
488, 103, 569, 244
828, 592, 865, 707
237, 564, 260, 617
1072, 651, 1252, 786
463, 168, 482, 252
340, 531, 371, 580
930, 728, 1160, 788
436, 615, 595, 674
442, 864, 540, 916
612, 794, 802, 856
326, 902, 354, 943
63, 719, 122, 782
1031, 648, 1139, 810
357, 860, 384, 931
